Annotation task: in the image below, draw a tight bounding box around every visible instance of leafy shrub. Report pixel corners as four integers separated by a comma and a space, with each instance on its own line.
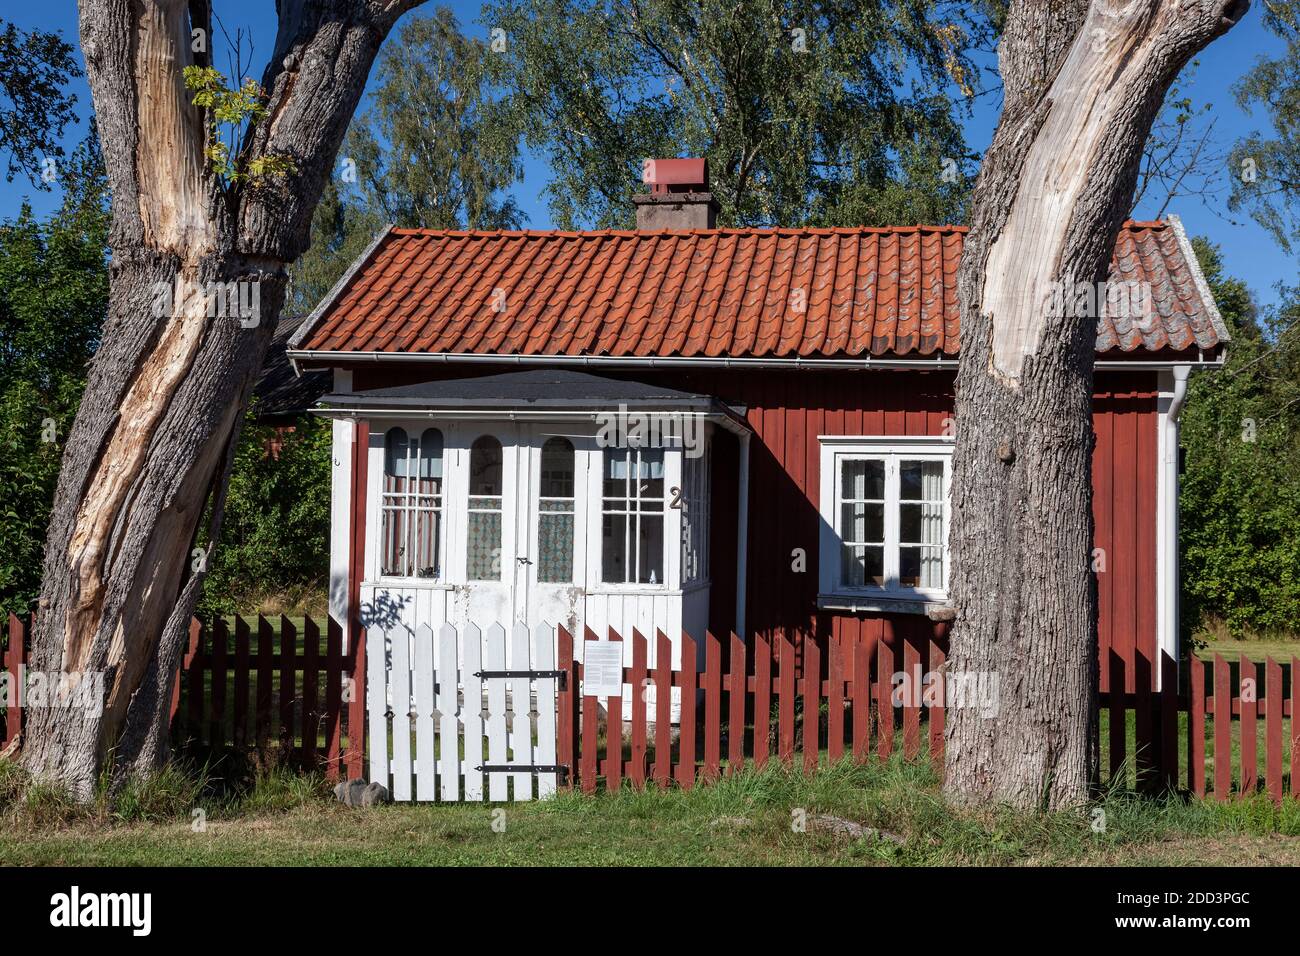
198, 410, 331, 617
1180, 240, 1300, 638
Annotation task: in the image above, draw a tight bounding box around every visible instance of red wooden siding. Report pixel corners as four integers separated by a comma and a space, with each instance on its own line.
1091, 374, 1159, 692
349, 364, 1160, 684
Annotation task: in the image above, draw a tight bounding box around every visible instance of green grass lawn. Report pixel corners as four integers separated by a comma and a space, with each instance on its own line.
1198, 637, 1300, 664
3, 757, 1300, 866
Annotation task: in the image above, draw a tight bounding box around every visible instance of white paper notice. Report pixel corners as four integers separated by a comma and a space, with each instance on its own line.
582, 641, 625, 698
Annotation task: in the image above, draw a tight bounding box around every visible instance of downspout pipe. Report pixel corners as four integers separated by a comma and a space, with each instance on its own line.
1160, 366, 1190, 686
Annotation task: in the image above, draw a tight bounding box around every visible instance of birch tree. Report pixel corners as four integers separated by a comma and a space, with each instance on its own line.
944, 0, 1247, 810
22, 0, 421, 799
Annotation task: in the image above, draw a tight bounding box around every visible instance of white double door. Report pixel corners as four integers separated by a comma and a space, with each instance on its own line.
453, 423, 587, 639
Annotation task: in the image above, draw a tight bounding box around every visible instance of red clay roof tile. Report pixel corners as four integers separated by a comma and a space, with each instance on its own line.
296, 221, 1227, 359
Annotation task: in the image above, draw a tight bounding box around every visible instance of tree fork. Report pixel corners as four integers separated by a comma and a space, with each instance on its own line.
944, 0, 1247, 810
23, 0, 421, 799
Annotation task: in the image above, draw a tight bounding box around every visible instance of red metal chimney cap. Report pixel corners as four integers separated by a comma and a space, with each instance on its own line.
643, 157, 708, 195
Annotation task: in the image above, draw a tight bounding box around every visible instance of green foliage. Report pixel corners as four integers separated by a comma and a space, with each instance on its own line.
0, 759, 26, 812
233, 767, 332, 815
288, 178, 388, 315
349, 8, 524, 230
481, 0, 990, 228
0, 133, 108, 620
109, 761, 211, 824
289, 7, 523, 312
1179, 238, 1300, 637
198, 411, 332, 617
1228, 3, 1300, 254
182, 66, 296, 187
0, 19, 79, 186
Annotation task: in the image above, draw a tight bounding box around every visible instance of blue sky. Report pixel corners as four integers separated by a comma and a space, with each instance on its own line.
3, 2, 1292, 308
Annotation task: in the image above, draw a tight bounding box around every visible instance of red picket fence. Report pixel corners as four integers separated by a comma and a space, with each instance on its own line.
1, 615, 25, 753
553, 625, 952, 793
169, 614, 361, 777
3, 613, 1296, 802
552, 629, 1299, 802
1097, 649, 1182, 795
1, 613, 361, 778
1189, 653, 1297, 802
1044, 647, 1298, 803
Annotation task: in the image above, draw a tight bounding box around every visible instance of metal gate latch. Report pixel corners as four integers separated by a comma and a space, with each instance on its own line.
477, 764, 570, 785
473, 669, 568, 690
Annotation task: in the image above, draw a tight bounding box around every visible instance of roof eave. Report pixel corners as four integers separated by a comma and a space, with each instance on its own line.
286, 348, 1224, 371
286, 223, 397, 371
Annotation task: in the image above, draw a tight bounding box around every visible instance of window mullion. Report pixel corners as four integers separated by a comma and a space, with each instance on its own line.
833, 454, 846, 590
885, 456, 899, 590
631, 449, 639, 582
405, 439, 416, 577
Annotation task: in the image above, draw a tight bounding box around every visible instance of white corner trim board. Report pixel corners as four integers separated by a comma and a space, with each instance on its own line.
1155, 366, 1190, 690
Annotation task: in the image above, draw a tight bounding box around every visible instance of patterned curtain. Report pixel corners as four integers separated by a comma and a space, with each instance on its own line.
538, 437, 574, 583
467, 436, 503, 580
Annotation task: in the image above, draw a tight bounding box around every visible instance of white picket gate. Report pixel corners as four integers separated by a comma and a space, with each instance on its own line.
366, 621, 561, 802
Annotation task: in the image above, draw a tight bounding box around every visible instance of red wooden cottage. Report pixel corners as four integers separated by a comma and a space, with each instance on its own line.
288, 159, 1227, 701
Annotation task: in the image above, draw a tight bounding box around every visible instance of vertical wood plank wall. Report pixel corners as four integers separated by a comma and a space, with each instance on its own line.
350, 364, 1160, 688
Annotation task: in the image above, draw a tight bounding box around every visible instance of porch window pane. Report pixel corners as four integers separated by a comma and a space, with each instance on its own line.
601, 447, 665, 585
898, 460, 944, 589
681, 439, 711, 584
637, 514, 664, 584
538, 437, 574, 583
601, 513, 627, 582
468, 436, 503, 580
382, 426, 443, 578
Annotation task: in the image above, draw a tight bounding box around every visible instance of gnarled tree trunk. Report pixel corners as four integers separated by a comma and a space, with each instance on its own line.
22, 0, 420, 800
944, 0, 1247, 810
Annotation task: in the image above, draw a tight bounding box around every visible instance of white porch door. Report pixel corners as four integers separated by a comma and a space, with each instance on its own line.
521, 428, 587, 638
457, 424, 521, 632
454, 424, 587, 640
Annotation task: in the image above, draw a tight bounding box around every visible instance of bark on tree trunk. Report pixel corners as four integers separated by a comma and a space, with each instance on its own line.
944, 0, 1247, 811
22, 0, 420, 800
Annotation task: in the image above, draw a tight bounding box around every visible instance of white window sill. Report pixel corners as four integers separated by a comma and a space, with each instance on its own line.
367, 578, 454, 590
588, 584, 678, 596
817, 591, 949, 616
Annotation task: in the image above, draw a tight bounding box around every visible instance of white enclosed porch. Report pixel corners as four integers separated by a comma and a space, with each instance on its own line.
317, 370, 751, 694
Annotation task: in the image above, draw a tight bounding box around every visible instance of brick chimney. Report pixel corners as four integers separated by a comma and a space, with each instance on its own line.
634, 157, 719, 230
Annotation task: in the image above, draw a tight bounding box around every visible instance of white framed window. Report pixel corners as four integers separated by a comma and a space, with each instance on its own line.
818, 437, 952, 609
380, 426, 444, 578
601, 446, 666, 585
